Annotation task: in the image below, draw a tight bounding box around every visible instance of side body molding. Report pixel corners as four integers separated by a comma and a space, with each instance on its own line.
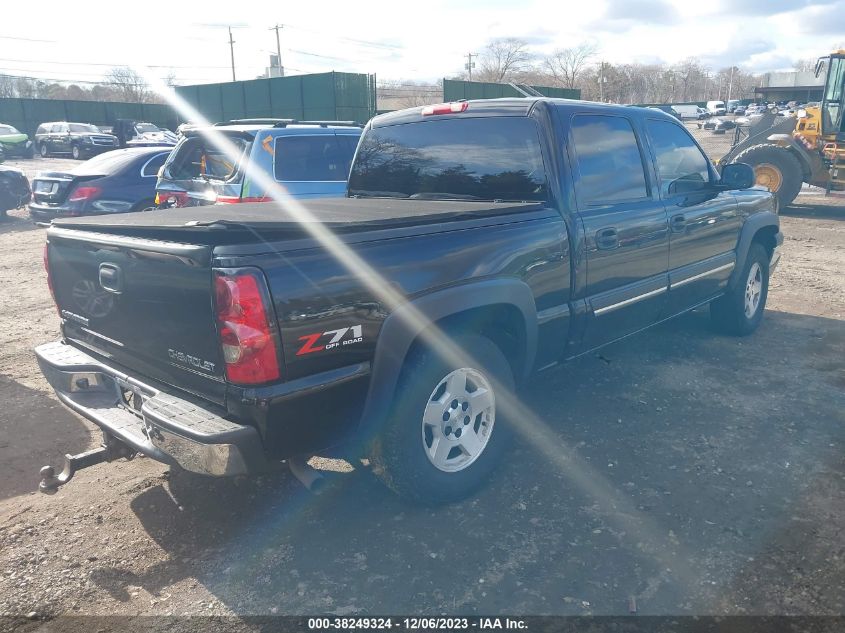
357, 278, 539, 436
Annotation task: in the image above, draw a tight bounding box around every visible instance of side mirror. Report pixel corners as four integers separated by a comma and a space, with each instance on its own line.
719, 162, 755, 190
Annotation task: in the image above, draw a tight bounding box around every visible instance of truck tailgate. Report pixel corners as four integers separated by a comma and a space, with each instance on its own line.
46, 227, 226, 405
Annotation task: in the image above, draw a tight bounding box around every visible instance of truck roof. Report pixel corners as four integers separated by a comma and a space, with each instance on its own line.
371, 97, 676, 127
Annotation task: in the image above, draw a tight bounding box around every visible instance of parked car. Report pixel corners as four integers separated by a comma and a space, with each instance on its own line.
34, 122, 118, 160
726, 99, 742, 113
155, 119, 362, 207
647, 105, 683, 120
36, 98, 782, 504
0, 123, 35, 158
111, 119, 178, 148
696, 107, 710, 119
28, 147, 170, 223
733, 105, 747, 116
707, 100, 727, 115
0, 166, 31, 219
665, 104, 701, 120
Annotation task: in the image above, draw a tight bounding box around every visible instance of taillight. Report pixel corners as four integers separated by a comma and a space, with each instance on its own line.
213, 269, 281, 385
43, 242, 58, 313
421, 101, 469, 116
68, 186, 101, 202
158, 191, 189, 207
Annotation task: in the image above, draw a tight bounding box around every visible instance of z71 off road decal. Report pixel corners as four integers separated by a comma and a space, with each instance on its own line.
297, 325, 363, 356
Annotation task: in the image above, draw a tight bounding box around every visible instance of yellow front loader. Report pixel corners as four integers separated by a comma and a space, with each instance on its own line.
720, 50, 845, 207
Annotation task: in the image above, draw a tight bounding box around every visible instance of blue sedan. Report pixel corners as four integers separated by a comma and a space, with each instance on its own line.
29, 147, 171, 223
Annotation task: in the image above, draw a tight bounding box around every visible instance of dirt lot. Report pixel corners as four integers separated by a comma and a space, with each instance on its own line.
0, 156, 844, 623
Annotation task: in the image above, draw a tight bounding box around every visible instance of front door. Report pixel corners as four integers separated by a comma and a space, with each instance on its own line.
643, 118, 741, 314
566, 113, 669, 351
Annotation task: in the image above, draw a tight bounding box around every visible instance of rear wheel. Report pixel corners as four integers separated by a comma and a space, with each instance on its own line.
71, 145, 82, 160
710, 243, 769, 336
734, 144, 803, 209
369, 333, 514, 504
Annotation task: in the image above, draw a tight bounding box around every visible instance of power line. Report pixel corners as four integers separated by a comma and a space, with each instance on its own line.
0, 56, 234, 70
0, 34, 56, 43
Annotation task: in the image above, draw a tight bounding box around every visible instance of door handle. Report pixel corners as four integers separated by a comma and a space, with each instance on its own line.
596, 227, 618, 250
670, 214, 686, 232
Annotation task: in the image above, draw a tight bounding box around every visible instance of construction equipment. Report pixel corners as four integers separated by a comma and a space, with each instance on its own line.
719, 49, 845, 207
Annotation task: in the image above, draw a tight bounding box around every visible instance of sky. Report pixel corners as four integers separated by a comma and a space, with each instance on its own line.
0, 0, 843, 87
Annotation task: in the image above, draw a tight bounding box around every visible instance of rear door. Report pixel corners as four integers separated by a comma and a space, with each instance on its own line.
47, 229, 226, 404
565, 112, 669, 351
643, 118, 740, 313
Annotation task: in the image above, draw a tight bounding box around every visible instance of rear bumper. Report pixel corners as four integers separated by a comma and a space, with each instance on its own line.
35, 340, 267, 476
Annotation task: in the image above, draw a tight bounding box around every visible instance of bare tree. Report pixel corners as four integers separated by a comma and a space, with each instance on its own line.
544, 42, 598, 89
793, 58, 817, 73
0, 75, 16, 98
105, 66, 152, 103
476, 38, 532, 83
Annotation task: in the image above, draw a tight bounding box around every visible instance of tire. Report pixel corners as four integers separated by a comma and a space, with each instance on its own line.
25, 145, 35, 159
39, 143, 48, 158
710, 243, 769, 336
734, 143, 803, 209
369, 333, 514, 504
131, 199, 156, 212
71, 145, 82, 160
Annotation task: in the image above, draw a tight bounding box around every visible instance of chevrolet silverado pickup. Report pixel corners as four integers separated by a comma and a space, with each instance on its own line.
36, 98, 782, 503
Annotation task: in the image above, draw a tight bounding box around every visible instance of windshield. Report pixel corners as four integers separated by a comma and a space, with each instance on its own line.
135, 123, 160, 133
349, 117, 549, 201
823, 56, 845, 134
68, 123, 101, 133
0, 125, 20, 134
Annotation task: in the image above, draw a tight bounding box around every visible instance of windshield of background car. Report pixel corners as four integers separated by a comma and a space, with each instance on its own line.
164, 134, 250, 182
273, 134, 357, 182
135, 123, 159, 133
0, 125, 19, 134
69, 123, 100, 133
348, 117, 549, 201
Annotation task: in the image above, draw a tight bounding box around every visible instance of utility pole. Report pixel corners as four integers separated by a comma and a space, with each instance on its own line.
465, 52, 476, 81
270, 24, 285, 77
228, 27, 236, 81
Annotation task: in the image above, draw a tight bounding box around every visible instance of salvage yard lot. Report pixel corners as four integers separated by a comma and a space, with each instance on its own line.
0, 157, 844, 619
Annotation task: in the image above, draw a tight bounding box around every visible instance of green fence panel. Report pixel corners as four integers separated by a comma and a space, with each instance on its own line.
269, 76, 305, 119
173, 72, 375, 125
242, 79, 272, 118
301, 72, 337, 121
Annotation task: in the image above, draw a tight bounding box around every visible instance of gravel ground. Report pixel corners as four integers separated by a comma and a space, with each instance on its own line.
0, 157, 844, 625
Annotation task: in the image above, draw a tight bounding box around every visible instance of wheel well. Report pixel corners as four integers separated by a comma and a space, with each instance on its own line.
409, 304, 528, 385
752, 225, 779, 259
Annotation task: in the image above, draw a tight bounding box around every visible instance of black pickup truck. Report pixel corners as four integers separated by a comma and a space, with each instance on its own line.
36, 98, 782, 503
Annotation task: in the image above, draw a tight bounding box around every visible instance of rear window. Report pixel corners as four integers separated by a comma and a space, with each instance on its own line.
164, 135, 250, 182
273, 135, 356, 182
570, 114, 649, 205
69, 150, 138, 175
348, 117, 548, 201
0, 125, 19, 135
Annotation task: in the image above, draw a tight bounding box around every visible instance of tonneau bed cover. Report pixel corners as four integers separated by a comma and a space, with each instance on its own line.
50, 198, 545, 236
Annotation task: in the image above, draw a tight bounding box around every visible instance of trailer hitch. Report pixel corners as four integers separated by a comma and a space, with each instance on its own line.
39, 435, 134, 494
